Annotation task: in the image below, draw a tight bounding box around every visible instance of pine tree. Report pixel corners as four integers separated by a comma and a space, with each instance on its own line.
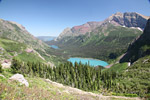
11, 58, 22, 73
0, 64, 3, 73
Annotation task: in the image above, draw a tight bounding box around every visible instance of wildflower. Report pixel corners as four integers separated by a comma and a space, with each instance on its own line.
12, 97, 14, 100
4, 88, 7, 91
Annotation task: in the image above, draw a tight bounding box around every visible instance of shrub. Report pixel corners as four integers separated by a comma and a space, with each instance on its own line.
0, 64, 3, 73
124, 93, 138, 97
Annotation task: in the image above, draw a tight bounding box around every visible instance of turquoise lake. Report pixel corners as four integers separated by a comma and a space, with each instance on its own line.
67, 57, 108, 67
50, 45, 59, 49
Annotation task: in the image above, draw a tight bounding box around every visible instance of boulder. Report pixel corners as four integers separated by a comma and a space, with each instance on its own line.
9, 74, 29, 87
1, 62, 11, 69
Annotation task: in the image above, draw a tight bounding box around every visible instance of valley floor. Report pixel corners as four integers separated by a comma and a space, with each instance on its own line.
0, 70, 141, 100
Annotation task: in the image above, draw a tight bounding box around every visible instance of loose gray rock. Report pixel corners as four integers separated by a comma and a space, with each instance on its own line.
9, 74, 29, 87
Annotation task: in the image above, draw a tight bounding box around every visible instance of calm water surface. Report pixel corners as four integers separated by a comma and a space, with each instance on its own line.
67, 57, 108, 67
50, 45, 59, 49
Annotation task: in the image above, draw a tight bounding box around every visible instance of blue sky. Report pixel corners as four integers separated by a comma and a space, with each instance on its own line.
0, 0, 150, 36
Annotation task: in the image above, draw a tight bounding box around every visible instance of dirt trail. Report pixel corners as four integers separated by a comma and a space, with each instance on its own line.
45, 79, 141, 100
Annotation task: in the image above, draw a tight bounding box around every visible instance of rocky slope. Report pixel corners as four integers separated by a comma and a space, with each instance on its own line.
0, 19, 58, 66
106, 12, 149, 29
0, 19, 48, 51
0, 38, 52, 68
57, 12, 149, 39
58, 21, 102, 39
120, 18, 150, 63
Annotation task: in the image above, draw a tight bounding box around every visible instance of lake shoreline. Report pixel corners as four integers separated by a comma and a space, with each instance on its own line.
68, 57, 108, 62
67, 57, 109, 67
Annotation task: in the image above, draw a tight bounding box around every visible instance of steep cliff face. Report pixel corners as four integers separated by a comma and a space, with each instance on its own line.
109, 12, 148, 29
57, 12, 149, 39
120, 18, 150, 63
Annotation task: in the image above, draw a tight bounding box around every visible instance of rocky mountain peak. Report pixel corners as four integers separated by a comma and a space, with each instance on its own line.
57, 12, 148, 39
107, 12, 149, 29
113, 12, 123, 17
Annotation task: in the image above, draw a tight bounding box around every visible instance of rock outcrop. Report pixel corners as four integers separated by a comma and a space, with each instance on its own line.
120, 18, 150, 63
108, 12, 149, 29
57, 27, 72, 39
9, 74, 29, 87
1, 62, 11, 69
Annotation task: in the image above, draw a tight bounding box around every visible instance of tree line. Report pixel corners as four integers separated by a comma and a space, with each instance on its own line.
11, 58, 117, 91
11, 58, 148, 98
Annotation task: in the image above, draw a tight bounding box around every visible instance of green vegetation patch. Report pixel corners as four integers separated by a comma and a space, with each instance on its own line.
14, 51, 45, 63
103, 63, 128, 73
0, 38, 26, 53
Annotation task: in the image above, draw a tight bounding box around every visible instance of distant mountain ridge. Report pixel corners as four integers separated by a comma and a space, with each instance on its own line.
37, 36, 56, 42
57, 12, 149, 39
48, 12, 148, 61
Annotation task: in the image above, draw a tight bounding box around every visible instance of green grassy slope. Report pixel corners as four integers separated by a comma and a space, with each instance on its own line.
100, 19, 150, 98
118, 56, 150, 97
101, 56, 150, 98
0, 38, 45, 63
14, 51, 45, 63
0, 70, 77, 100
0, 19, 61, 65
0, 19, 48, 50
103, 63, 128, 73
0, 69, 140, 100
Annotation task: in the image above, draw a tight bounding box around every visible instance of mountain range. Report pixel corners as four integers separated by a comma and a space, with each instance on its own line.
0, 12, 150, 99
49, 12, 149, 61
57, 12, 149, 39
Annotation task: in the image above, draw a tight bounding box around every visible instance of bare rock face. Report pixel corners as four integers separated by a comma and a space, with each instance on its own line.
71, 21, 102, 36
9, 74, 29, 87
143, 18, 150, 36
58, 12, 149, 40
110, 12, 149, 29
57, 27, 72, 39
120, 18, 150, 63
57, 22, 102, 39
